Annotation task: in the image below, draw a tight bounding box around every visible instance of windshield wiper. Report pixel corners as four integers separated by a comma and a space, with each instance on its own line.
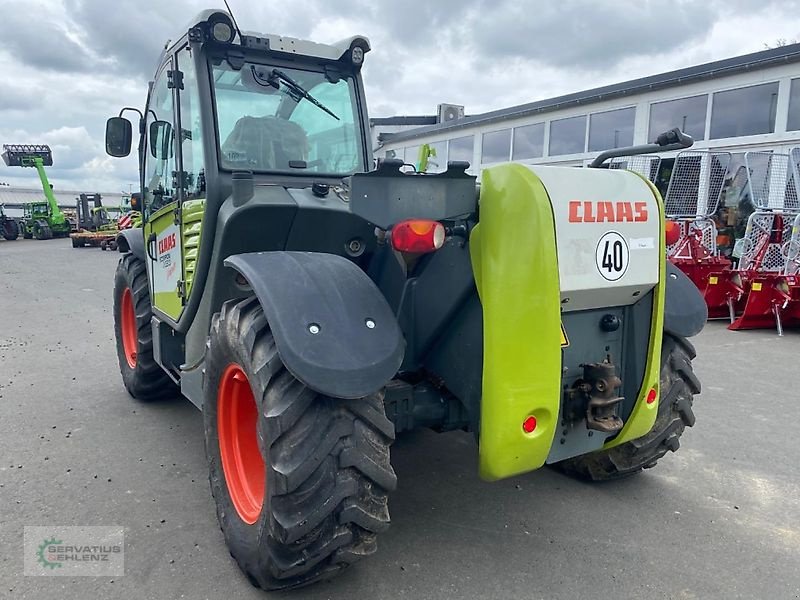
266, 68, 340, 121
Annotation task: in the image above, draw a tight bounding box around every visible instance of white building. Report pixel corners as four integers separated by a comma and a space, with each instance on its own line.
373, 43, 800, 175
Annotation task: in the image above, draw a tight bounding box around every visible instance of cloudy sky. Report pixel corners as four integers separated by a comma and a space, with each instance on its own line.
0, 0, 799, 192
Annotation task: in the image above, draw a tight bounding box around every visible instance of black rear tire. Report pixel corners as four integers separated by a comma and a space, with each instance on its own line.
112, 253, 175, 400
555, 333, 700, 481
2, 218, 19, 240
204, 296, 396, 591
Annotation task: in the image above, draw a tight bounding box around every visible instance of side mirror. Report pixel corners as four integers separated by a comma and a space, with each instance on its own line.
106, 117, 132, 157
130, 193, 141, 211
149, 120, 174, 160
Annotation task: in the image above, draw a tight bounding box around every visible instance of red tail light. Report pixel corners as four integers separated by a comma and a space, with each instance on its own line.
646, 387, 657, 404
664, 220, 681, 246
390, 219, 445, 253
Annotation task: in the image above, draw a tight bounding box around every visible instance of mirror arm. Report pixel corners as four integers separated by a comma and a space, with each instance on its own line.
118, 107, 144, 120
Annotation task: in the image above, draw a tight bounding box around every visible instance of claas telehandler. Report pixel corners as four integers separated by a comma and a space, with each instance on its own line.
104, 9, 707, 590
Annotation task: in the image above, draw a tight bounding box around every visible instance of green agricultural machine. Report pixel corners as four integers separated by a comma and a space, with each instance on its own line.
1, 144, 72, 239
105, 9, 707, 591
0, 205, 20, 240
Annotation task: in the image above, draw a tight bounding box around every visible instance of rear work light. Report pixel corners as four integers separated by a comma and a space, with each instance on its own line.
390, 219, 445, 254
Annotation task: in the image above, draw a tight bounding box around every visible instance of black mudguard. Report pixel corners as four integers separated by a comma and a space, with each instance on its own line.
116, 229, 145, 262
664, 262, 708, 338
224, 252, 405, 399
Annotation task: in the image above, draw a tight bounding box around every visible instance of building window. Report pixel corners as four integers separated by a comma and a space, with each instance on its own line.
549, 115, 586, 156
512, 122, 544, 160
787, 79, 800, 131
448, 135, 474, 164
481, 129, 511, 164
710, 82, 779, 139
648, 94, 707, 141
588, 107, 635, 152
404, 146, 420, 165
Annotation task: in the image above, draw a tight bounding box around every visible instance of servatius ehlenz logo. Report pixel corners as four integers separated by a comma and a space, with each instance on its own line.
24, 526, 125, 576
36, 537, 64, 569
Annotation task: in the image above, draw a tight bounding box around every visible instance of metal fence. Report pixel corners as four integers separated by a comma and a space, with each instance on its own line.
744, 151, 800, 211
785, 213, 800, 276
666, 218, 717, 258
663, 151, 731, 218
608, 155, 661, 183
739, 212, 797, 273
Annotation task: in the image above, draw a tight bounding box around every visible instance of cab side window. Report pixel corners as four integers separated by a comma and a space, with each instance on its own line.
144, 65, 177, 218
177, 46, 205, 200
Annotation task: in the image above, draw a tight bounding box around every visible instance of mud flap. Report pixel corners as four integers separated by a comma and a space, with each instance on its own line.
116, 228, 146, 262
664, 262, 708, 338
224, 252, 405, 399
470, 165, 562, 481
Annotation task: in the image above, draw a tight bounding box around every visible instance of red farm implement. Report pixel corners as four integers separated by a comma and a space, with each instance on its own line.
705, 150, 800, 334
662, 151, 732, 296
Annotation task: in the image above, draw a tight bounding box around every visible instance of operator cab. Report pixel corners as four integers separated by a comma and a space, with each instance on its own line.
106, 9, 371, 215
103, 10, 374, 326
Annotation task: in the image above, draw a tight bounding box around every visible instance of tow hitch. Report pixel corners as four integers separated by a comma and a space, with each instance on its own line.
567, 358, 624, 434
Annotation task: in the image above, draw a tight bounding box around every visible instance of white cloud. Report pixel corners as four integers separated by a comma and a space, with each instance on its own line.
0, 0, 798, 191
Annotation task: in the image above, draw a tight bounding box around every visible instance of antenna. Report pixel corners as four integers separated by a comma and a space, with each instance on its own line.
223, 0, 244, 41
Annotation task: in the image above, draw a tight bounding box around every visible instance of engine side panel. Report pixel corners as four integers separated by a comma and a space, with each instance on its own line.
530, 166, 661, 312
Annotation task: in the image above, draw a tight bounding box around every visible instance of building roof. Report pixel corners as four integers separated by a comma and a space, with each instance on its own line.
381, 42, 800, 145
0, 186, 124, 208
370, 116, 438, 126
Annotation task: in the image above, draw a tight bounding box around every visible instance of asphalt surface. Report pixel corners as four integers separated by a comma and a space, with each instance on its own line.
1, 237, 799, 600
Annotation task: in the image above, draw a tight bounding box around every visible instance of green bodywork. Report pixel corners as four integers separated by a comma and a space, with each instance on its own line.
147, 202, 183, 320
470, 164, 562, 481
470, 164, 667, 480
602, 176, 666, 448
146, 200, 205, 321
416, 144, 436, 173
182, 200, 205, 296
29, 157, 67, 227
15, 157, 70, 237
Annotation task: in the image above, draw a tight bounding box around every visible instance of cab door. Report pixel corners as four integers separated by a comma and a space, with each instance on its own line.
142, 58, 183, 321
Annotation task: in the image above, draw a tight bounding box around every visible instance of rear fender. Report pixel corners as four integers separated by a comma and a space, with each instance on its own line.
116, 228, 145, 262
224, 252, 405, 399
664, 262, 707, 337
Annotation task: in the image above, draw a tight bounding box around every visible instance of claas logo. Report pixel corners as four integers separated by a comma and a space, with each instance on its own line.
158, 233, 177, 255
568, 201, 648, 223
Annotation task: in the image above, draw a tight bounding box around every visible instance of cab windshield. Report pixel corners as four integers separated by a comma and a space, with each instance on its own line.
212, 59, 365, 176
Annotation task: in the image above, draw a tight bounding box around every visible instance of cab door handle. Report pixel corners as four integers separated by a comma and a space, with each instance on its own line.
147, 232, 157, 261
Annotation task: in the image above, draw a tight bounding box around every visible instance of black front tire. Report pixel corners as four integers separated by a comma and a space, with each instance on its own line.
112, 253, 175, 400
204, 296, 397, 591
556, 333, 700, 481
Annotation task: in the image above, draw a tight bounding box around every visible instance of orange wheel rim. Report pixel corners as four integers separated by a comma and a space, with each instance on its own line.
120, 288, 138, 368
218, 364, 265, 524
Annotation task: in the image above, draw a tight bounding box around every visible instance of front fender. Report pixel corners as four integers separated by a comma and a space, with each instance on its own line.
116, 228, 145, 262
664, 262, 707, 338
224, 252, 405, 399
